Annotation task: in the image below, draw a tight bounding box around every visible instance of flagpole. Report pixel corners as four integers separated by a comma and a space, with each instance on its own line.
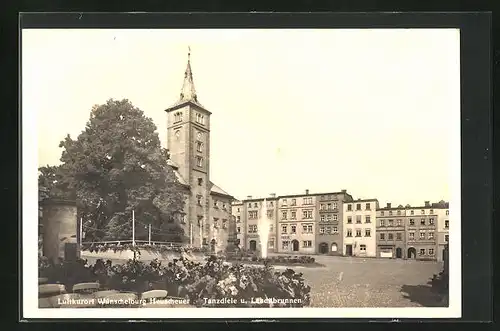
79, 217, 83, 245
132, 210, 135, 246
148, 223, 151, 245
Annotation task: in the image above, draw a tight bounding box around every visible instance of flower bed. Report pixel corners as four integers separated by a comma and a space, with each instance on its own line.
81, 243, 209, 256
38, 255, 311, 307
227, 253, 317, 265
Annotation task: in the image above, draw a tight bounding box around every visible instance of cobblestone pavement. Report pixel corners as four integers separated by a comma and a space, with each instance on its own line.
296, 255, 445, 307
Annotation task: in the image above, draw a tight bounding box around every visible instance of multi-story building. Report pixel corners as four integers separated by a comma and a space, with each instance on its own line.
275, 189, 353, 255
343, 199, 379, 257
277, 190, 317, 254
316, 190, 353, 255
165, 49, 234, 251
231, 201, 244, 248
376, 203, 407, 259
405, 201, 440, 261
434, 201, 450, 262
240, 195, 279, 253
376, 200, 449, 261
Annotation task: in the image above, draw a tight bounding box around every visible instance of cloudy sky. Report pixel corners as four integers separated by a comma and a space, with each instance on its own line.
23, 29, 460, 206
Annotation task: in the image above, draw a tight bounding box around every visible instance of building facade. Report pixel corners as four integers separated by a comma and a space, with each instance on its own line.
434, 201, 450, 262
343, 199, 379, 257
316, 190, 353, 255
376, 201, 449, 261
232, 201, 244, 248
405, 202, 439, 261
239, 195, 279, 253
165, 50, 234, 251
376, 203, 407, 259
277, 191, 317, 254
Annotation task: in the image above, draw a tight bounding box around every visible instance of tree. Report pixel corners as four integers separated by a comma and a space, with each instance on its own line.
43, 99, 186, 242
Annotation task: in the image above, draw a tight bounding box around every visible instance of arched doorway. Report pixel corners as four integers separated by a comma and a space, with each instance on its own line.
331, 243, 338, 253
407, 247, 416, 259
319, 242, 328, 254
396, 247, 403, 258
249, 240, 257, 251
210, 239, 216, 253
291, 240, 299, 252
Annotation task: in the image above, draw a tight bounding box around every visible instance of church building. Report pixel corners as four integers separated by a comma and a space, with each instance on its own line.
165, 49, 235, 251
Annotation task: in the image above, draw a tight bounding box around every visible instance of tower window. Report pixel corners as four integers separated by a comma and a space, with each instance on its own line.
198, 178, 203, 186
174, 112, 182, 123
196, 156, 203, 167
196, 141, 203, 152
196, 113, 205, 125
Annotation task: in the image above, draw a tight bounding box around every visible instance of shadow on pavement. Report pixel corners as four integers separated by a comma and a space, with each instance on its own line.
400, 284, 448, 307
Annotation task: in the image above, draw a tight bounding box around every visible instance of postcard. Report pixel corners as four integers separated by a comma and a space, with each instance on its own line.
22, 27, 461, 319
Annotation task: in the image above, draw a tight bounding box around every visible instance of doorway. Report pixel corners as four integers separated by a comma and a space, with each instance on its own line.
249, 240, 257, 251
319, 242, 328, 254
345, 244, 353, 256
291, 240, 299, 252
396, 247, 402, 258
407, 247, 417, 259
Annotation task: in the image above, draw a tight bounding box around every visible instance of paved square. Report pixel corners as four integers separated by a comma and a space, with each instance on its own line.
296, 255, 446, 307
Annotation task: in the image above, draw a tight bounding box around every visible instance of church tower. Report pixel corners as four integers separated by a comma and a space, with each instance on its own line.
165, 48, 212, 247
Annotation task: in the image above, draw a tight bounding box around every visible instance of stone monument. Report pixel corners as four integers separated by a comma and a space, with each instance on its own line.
41, 199, 79, 263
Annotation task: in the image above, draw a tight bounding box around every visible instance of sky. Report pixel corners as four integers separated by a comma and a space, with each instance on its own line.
23, 29, 460, 206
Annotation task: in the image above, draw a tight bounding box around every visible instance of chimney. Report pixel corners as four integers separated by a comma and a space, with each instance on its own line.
387, 203, 392, 208
270, 193, 276, 198
247, 196, 252, 200
305, 189, 309, 195
425, 201, 430, 207
341, 189, 347, 193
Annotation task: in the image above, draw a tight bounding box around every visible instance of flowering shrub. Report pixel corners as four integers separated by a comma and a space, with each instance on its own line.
82, 243, 209, 256
38, 255, 311, 307
228, 254, 316, 265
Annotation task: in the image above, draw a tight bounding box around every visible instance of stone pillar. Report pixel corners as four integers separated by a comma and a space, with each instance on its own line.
41, 199, 79, 263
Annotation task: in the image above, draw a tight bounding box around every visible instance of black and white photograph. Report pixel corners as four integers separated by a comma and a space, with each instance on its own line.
22, 27, 462, 319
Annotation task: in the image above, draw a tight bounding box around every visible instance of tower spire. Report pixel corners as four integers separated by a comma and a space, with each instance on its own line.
179, 46, 198, 103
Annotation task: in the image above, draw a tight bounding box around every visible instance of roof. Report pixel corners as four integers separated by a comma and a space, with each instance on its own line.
348, 199, 379, 203
209, 182, 233, 198
164, 48, 212, 115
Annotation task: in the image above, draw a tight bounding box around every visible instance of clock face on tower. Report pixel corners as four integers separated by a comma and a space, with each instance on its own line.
197, 132, 202, 140
175, 130, 180, 138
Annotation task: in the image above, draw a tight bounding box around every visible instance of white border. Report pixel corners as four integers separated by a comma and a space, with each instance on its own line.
22, 28, 462, 319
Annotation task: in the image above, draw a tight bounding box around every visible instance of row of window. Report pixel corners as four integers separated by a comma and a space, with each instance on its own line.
380, 209, 449, 216
282, 240, 312, 249
347, 202, 373, 211
281, 224, 314, 234
320, 202, 338, 210
319, 226, 339, 234
379, 218, 444, 227
282, 197, 313, 206
347, 215, 371, 224
280, 210, 314, 220
247, 201, 274, 208
212, 200, 228, 210
320, 214, 338, 222
212, 218, 228, 229
379, 231, 448, 241
346, 228, 371, 237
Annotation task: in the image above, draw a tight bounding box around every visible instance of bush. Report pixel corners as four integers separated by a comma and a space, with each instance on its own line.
228, 255, 316, 265
37, 255, 311, 307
